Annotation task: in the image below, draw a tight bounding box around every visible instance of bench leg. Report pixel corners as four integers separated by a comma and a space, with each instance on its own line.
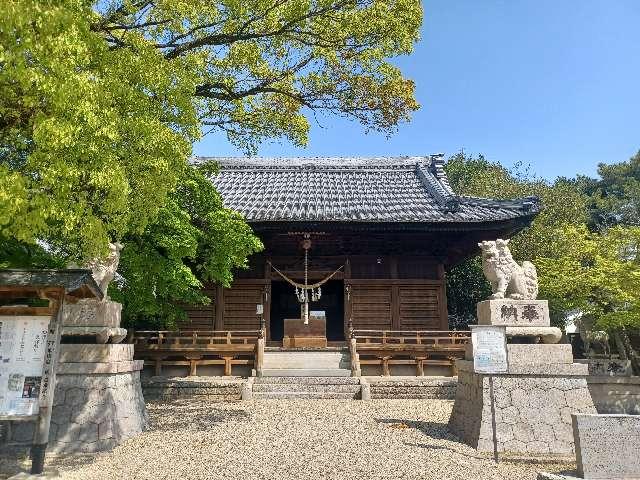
415, 357, 426, 376
154, 358, 163, 376
222, 356, 233, 376
381, 356, 391, 376
448, 356, 458, 376
189, 359, 197, 376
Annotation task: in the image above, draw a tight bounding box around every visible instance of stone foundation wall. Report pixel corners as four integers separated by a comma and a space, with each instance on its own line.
449, 362, 596, 455
142, 377, 244, 401
2, 344, 148, 454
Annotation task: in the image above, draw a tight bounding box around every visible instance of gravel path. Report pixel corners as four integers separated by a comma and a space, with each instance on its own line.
19, 400, 574, 479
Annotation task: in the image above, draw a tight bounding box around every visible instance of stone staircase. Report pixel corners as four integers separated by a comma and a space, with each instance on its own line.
251, 376, 361, 399
260, 349, 352, 377
248, 350, 360, 399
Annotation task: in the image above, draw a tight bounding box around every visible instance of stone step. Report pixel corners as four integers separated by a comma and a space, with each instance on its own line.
366, 377, 457, 400
252, 391, 359, 399
262, 351, 350, 370
259, 368, 352, 377
254, 375, 359, 384
252, 383, 360, 393
142, 377, 244, 400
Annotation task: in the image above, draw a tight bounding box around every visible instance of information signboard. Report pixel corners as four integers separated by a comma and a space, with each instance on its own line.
470, 325, 508, 374
0, 316, 50, 417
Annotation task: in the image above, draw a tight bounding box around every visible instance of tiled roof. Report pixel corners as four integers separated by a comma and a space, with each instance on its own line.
198, 156, 540, 224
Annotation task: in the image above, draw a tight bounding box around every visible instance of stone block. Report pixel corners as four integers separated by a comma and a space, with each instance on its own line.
56, 360, 143, 375
60, 326, 127, 344
505, 326, 562, 344
506, 344, 573, 365
477, 299, 550, 327
449, 365, 596, 455
586, 376, 640, 414
59, 344, 134, 363
63, 299, 122, 328
573, 413, 640, 479
575, 358, 633, 376
456, 359, 589, 376
466, 344, 575, 364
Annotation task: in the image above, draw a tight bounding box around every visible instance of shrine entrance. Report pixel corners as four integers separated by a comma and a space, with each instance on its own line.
269, 279, 345, 344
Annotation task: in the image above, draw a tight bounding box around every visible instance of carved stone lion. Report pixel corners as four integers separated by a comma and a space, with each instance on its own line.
86, 242, 123, 299
478, 239, 538, 300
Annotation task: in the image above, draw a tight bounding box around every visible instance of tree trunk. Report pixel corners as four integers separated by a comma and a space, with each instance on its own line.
620, 329, 640, 375
612, 330, 628, 360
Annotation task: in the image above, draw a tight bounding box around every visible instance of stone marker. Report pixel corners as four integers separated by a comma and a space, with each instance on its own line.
538, 413, 640, 480
574, 414, 639, 479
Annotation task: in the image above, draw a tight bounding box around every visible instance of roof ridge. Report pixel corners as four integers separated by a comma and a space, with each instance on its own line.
194, 156, 433, 169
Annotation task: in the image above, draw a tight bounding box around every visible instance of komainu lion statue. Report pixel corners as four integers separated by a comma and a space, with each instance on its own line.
478, 239, 538, 300
86, 242, 123, 298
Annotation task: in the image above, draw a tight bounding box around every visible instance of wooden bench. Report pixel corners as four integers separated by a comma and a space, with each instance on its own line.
131, 330, 264, 377
351, 330, 470, 376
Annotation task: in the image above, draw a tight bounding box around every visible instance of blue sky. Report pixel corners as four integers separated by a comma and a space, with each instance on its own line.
194, 0, 640, 181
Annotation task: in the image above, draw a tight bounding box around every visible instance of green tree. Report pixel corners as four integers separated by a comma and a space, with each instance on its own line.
444, 153, 589, 327
577, 150, 640, 230
1, 0, 201, 260
112, 164, 263, 329
537, 225, 640, 371
1, 0, 422, 262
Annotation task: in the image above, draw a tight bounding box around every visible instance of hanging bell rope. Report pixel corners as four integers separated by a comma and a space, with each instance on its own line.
268, 262, 344, 290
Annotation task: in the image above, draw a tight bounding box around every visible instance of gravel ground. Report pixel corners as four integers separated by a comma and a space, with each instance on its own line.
4, 399, 573, 480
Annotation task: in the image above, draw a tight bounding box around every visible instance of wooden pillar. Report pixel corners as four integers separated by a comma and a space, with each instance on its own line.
214, 284, 224, 331
391, 284, 400, 330
343, 257, 351, 339
264, 257, 271, 341
437, 263, 449, 330
415, 357, 426, 376
381, 356, 391, 376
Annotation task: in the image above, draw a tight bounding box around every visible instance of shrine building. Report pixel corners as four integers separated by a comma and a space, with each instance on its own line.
183, 155, 540, 347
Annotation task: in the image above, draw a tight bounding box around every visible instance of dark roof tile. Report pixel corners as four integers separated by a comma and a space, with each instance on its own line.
196, 156, 540, 224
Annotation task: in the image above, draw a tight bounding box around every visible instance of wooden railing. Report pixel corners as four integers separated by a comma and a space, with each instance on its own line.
349, 329, 470, 376
131, 329, 265, 377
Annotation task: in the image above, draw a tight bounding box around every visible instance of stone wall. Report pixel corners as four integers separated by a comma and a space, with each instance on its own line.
449, 361, 596, 455
367, 377, 456, 399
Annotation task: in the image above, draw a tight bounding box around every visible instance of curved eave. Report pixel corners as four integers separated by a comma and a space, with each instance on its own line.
247, 213, 538, 235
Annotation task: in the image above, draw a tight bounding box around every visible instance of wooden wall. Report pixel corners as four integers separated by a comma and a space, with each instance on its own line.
181, 254, 448, 335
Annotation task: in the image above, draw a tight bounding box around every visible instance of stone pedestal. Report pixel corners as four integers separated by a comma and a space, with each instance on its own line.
575, 358, 633, 376
4, 297, 148, 454
7, 344, 148, 453
449, 299, 596, 455
62, 299, 127, 344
